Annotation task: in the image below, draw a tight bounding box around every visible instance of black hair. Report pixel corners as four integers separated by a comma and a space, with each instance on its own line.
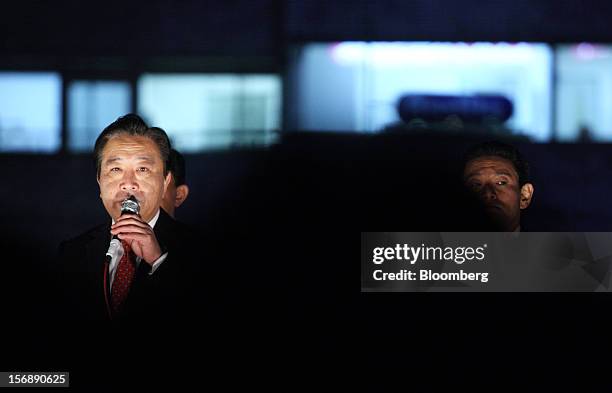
93, 114, 172, 179
168, 148, 186, 186
463, 140, 530, 186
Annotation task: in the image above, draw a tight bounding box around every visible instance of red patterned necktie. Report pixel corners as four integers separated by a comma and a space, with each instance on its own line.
110, 240, 136, 315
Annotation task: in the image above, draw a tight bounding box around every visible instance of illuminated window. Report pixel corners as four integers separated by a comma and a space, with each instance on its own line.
68, 80, 131, 151
138, 74, 281, 151
556, 44, 612, 142
0, 72, 61, 152
288, 42, 553, 141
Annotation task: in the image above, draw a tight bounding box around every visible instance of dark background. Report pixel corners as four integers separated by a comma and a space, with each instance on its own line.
6, 0, 612, 59
3, 0, 612, 391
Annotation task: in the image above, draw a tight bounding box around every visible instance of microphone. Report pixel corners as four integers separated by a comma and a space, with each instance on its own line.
105, 195, 140, 261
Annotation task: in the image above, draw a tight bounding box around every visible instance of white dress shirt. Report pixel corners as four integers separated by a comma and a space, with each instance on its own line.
108, 209, 168, 289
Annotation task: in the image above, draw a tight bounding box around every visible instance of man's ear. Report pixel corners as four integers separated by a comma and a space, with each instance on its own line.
163, 172, 172, 194
174, 185, 190, 208
519, 183, 534, 210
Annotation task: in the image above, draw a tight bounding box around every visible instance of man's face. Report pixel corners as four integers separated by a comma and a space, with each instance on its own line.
98, 134, 171, 223
463, 156, 533, 232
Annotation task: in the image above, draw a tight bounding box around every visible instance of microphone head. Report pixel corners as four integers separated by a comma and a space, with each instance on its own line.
120, 195, 140, 216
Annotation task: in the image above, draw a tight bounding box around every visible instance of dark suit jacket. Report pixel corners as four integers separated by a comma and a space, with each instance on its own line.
57, 208, 200, 324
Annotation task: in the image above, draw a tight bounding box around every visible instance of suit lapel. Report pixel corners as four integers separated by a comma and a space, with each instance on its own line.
85, 223, 111, 265
153, 208, 177, 256
84, 221, 112, 319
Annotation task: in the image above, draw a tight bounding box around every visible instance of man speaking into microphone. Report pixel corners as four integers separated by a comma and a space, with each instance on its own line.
58, 114, 198, 323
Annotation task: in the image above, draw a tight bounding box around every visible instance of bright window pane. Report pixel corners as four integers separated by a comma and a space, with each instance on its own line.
556, 44, 612, 142
68, 80, 131, 151
138, 74, 281, 151
0, 72, 61, 152
289, 42, 553, 141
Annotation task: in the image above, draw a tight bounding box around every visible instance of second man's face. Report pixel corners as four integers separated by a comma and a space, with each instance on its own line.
98, 134, 171, 223
463, 156, 533, 232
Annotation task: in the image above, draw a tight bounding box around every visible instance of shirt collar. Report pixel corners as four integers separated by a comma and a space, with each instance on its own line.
148, 209, 161, 228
